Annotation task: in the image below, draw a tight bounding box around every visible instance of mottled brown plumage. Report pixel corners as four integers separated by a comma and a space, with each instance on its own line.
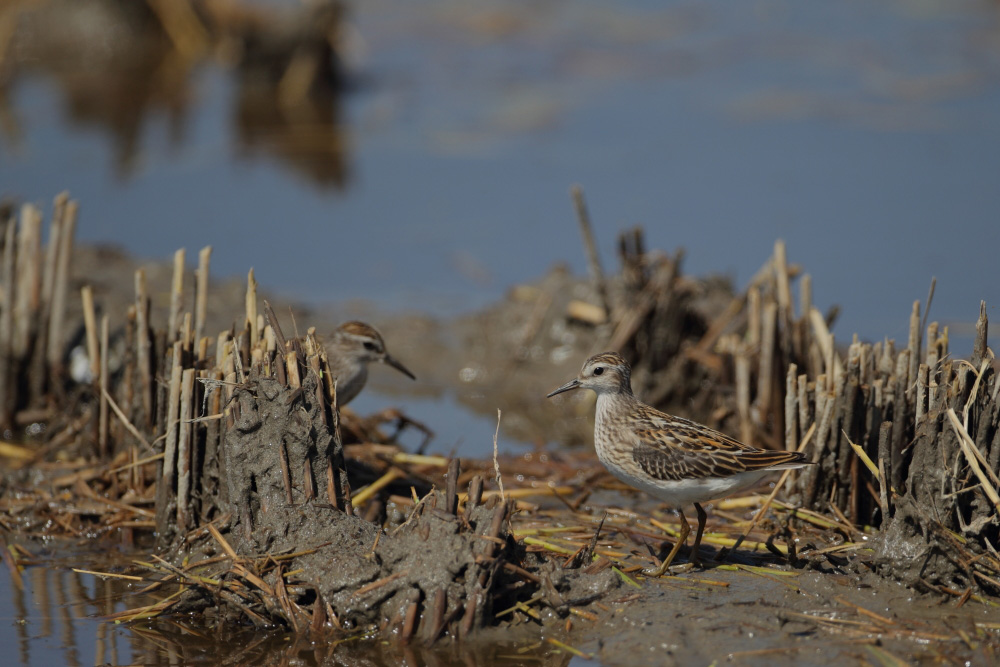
324, 322, 415, 405
548, 351, 811, 575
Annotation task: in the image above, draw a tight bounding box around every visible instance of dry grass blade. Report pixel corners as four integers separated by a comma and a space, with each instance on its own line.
722, 422, 815, 556
948, 408, 1000, 511
71, 568, 144, 581
845, 430, 880, 480
208, 523, 239, 560
547, 637, 593, 660
102, 387, 154, 453
493, 409, 505, 502
351, 468, 405, 508
0, 441, 33, 460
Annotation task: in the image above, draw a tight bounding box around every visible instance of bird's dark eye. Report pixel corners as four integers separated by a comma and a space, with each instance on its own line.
593, 367, 604, 376
363, 341, 376, 351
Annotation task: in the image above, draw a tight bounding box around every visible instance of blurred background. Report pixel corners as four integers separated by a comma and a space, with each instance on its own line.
1, 0, 999, 451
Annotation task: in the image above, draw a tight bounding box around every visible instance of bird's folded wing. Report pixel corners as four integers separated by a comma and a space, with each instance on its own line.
630, 411, 806, 481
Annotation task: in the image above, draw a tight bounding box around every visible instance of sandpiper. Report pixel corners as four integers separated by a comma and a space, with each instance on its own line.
547, 351, 810, 576
325, 322, 416, 405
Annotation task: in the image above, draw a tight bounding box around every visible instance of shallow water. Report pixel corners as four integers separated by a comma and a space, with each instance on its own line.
3, 0, 998, 330
0, 547, 153, 666
0, 542, 581, 666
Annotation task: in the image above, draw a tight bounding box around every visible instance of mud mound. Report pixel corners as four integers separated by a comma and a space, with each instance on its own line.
152, 365, 618, 638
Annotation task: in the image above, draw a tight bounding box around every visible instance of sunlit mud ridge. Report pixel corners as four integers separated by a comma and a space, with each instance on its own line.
1, 193, 999, 658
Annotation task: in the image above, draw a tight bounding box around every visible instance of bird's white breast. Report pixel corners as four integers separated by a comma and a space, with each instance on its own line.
331, 358, 367, 406
593, 393, 774, 507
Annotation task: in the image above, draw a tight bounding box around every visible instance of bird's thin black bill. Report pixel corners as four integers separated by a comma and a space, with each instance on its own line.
384, 354, 416, 380
546, 379, 580, 398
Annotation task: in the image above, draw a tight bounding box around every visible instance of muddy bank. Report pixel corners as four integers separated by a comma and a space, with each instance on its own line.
576, 565, 1000, 666
4, 197, 1000, 665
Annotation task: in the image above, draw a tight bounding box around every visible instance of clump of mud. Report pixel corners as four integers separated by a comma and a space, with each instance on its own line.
872, 351, 1000, 594
157, 368, 618, 638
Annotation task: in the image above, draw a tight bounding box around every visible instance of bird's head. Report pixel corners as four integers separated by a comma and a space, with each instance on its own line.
547, 351, 632, 398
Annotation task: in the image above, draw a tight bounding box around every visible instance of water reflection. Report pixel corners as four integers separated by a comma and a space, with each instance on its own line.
1, 546, 572, 666
1, 553, 137, 666
0, 0, 348, 186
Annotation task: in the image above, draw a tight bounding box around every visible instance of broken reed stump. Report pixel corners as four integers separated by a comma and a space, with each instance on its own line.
0, 195, 78, 432
781, 299, 1000, 594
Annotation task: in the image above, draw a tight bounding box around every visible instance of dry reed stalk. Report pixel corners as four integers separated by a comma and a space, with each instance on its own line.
0, 218, 16, 426
747, 286, 760, 348
203, 368, 223, 490
40, 194, 67, 314
135, 270, 152, 429
773, 239, 792, 349
176, 368, 196, 531
12, 204, 42, 359
756, 300, 777, 423
163, 342, 183, 483
915, 363, 928, 426
285, 351, 300, 388
145, 0, 209, 58
949, 409, 1000, 513
797, 374, 810, 440
735, 342, 752, 445
889, 351, 909, 493
29, 198, 65, 399
246, 269, 258, 344
906, 301, 920, 401
80, 286, 99, 382
446, 458, 460, 515
303, 455, 316, 501
180, 312, 192, 353
99, 316, 110, 458
809, 307, 837, 379
168, 249, 185, 344
103, 389, 153, 453
215, 331, 230, 384
799, 274, 811, 327
785, 363, 798, 451
308, 354, 327, 426
926, 322, 940, 371
279, 442, 294, 504
195, 246, 211, 346
570, 185, 609, 317
689, 295, 744, 371
46, 199, 76, 372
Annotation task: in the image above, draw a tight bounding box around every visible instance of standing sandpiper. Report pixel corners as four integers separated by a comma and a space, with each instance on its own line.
547, 352, 810, 576
326, 322, 416, 405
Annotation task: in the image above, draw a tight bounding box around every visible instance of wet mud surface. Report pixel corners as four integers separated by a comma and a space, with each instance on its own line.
8, 524, 1000, 666
5, 240, 1000, 665
579, 566, 1000, 666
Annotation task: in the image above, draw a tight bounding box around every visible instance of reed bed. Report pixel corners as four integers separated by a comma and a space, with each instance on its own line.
2, 191, 998, 645
584, 217, 998, 595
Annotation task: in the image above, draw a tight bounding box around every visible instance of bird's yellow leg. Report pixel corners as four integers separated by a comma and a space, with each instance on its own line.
645, 508, 691, 577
